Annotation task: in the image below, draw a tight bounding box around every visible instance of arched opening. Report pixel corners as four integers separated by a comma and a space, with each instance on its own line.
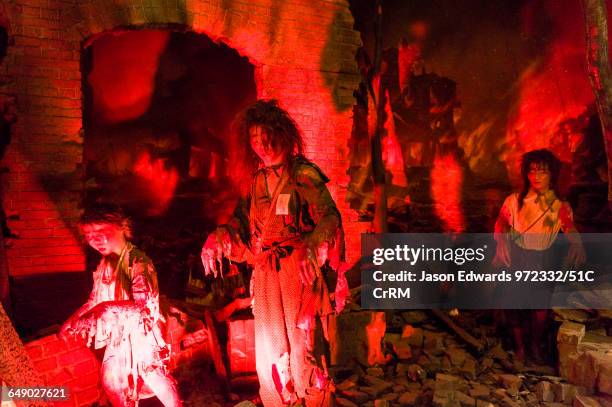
81, 29, 257, 296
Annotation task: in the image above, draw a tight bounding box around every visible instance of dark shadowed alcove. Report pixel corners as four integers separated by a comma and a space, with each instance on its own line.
81, 29, 257, 297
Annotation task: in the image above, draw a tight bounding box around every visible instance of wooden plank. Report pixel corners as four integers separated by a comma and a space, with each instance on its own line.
204, 310, 230, 394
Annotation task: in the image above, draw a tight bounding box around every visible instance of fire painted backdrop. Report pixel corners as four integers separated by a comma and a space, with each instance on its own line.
347, 0, 610, 234
1, 0, 611, 321
0, 0, 611, 404
1, 0, 610, 329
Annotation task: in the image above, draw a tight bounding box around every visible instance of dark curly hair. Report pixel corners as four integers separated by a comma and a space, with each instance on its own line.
237, 99, 304, 167
229, 100, 306, 194
518, 149, 561, 209
79, 202, 132, 239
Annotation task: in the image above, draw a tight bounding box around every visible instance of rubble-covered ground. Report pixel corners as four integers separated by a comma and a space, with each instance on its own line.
171, 308, 610, 407
330, 309, 611, 407
172, 363, 259, 407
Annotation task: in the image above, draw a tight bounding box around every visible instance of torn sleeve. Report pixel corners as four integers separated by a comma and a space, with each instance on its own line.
295, 164, 341, 250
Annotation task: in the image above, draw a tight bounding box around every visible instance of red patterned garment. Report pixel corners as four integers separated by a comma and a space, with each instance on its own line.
222, 157, 344, 407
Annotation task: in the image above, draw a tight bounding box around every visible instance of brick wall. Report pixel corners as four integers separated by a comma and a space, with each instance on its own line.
1, 0, 365, 277
24, 304, 213, 406
1, 0, 84, 276
24, 335, 101, 406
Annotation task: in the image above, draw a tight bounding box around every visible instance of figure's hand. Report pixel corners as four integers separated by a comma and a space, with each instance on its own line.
59, 306, 100, 342
566, 243, 586, 267
201, 228, 232, 277
493, 239, 511, 268
60, 312, 98, 344
298, 244, 317, 287
59, 316, 78, 342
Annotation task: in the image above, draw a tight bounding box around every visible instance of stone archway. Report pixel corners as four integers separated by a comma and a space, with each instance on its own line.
2, 0, 364, 280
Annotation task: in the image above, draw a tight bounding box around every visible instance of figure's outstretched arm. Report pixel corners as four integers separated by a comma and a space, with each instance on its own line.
295, 165, 342, 285
296, 165, 341, 250
63, 257, 161, 342
202, 195, 251, 276
59, 300, 95, 340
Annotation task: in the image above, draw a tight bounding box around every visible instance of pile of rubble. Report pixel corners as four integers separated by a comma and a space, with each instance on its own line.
332, 309, 611, 407
172, 307, 610, 407
175, 363, 259, 407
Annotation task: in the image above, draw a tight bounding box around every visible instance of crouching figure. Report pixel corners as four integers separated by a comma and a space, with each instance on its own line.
60, 202, 181, 407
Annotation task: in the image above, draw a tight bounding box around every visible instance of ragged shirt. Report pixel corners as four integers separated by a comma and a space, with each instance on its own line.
225, 156, 344, 267
87, 243, 161, 349
84, 243, 170, 401
495, 191, 575, 250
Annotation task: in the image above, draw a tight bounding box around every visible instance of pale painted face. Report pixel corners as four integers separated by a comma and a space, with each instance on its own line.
81, 223, 126, 256
527, 162, 551, 194
249, 125, 286, 167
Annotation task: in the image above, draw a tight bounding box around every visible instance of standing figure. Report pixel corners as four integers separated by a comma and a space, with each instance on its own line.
201, 100, 343, 406
493, 149, 585, 361
60, 202, 181, 407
